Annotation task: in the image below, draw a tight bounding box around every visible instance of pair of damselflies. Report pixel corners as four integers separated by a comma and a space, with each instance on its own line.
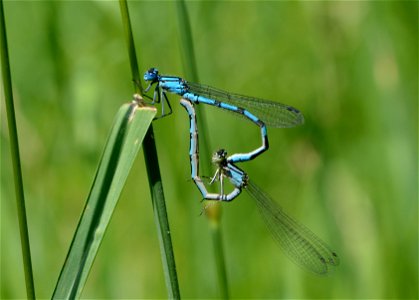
144, 68, 339, 274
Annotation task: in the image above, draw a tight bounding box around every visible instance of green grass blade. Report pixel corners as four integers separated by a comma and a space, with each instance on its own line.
142, 127, 181, 299
52, 102, 156, 299
175, 0, 198, 82
0, 1, 36, 298
208, 210, 229, 299
119, 1, 181, 298
119, 0, 142, 95
176, 1, 229, 298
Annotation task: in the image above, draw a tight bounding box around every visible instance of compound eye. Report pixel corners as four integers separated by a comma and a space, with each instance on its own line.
144, 68, 159, 82
146, 67, 158, 76
215, 149, 227, 158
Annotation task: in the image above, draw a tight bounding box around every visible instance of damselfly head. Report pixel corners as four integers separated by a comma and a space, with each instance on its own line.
144, 67, 159, 82
212, 149, 228, 166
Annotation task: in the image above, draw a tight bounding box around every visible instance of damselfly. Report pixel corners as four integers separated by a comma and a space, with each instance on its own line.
180, 98, 339, 275
145, 68, 304, 164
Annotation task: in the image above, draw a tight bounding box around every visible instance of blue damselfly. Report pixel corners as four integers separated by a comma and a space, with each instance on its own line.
145, 68, 304, 164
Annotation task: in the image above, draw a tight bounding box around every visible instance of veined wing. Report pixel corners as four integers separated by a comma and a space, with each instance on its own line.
246, 180, 339, 275
187, 81, 304, 128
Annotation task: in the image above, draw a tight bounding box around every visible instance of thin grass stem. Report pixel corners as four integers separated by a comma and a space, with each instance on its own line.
208, 212, 230, 299
119, 0, 180, 298
0, 1, 36, 298
119, 0, 142, 95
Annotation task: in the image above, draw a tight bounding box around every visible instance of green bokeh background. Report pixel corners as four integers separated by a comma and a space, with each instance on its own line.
1, 1, 417, 299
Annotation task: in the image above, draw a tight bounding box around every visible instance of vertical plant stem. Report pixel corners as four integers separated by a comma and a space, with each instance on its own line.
175, 0, 198, 81
119, 1, 180, 298
0, 1, 36, 299
176, 1, 229, 298
210, 223, 229, 299
119, 0, 142, 95
142, 130, 180, 298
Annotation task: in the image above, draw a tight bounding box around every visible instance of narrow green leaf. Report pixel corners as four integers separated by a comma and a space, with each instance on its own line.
0, 1, 36, 298
209, 219, 229, 299
142, 126, 181, 299
119, 0, 142, 94
52, 101, 156, 299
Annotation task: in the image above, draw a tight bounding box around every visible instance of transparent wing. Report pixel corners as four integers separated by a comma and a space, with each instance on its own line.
187, 81, 304, 128
246, 180, 339, 275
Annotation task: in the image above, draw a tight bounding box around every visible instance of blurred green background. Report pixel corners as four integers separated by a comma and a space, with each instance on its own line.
1, 1, 417, 299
